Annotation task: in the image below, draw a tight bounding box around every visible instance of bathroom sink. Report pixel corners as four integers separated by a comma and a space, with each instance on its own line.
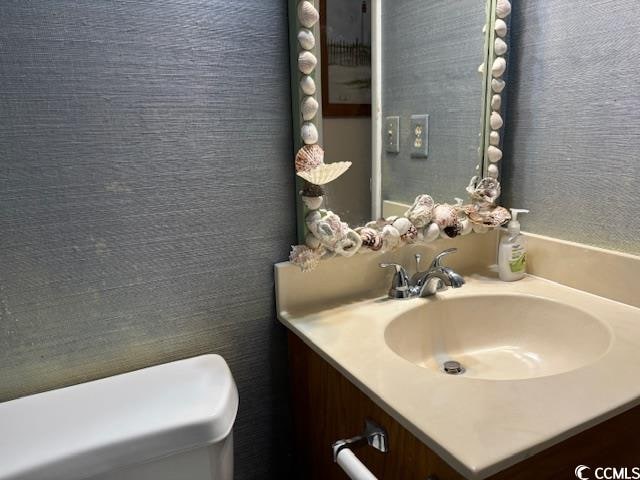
384, 294, 613, 380
277, 252, 640, 478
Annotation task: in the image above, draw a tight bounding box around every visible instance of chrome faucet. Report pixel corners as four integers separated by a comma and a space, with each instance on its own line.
379, 248, 465, 299
379, 262, 412, 299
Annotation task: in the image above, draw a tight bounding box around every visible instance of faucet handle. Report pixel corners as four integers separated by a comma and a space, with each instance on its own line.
379, 263, 411, 299
379, 262, 404, 271
429, 248, 458, 270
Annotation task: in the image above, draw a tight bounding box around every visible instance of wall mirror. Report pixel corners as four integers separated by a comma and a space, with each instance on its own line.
288, 0, 512, 271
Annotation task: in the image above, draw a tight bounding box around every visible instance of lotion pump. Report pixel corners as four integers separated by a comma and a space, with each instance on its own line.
498, 209, 530, 281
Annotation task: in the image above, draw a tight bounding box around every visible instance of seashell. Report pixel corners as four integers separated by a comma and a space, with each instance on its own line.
305, 233, 321, 249
491, 94, 502, 111
298, 1, 319, 28
301, 122, 318, 144
440, 221, 463, 239
479, 177, 502, 204
298, 51, 317, 74
334, 229, 362, 257
404, 194, 435, 228
460, 217, 473, 236
495, 19, 507, 37
492, 57, 507, 78
300, 183, 324, 197
445, 219, 463, 238
295, 144, 324, 172
301, 96, 319, 121
306, 209, 348, 251
490, 111, 504, 129
381, 225, 401, 252
477, 63, 485, 75
467, 177, 501, 205
297, 29, 315, 50
487, 145, 503, 162
356, 227, 383, 251
401, 225, 418, 243
300, 75, 316, 95
495, 38, 508, 56
392, 217, 412, 236
489, 131, 500, 146
385, 215, 398, 224
492, 78, 506, 93
496, 0, 512, 19
469, 206, 511, 228
297, 161, 352, 185
453, 199, 473, 233
432, 204, 459, 230
302, 195, 323, 210
490, 206, 511, 226
289, 244, 323, 272
487, 163, 499, 178
465, 176, 480, 199
421, 223, 441, 243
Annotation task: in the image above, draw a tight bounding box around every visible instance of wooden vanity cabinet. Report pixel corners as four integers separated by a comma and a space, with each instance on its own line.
288, 332, 640, 480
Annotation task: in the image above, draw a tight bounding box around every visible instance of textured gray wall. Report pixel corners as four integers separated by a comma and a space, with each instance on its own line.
502, 0, 640, 254
0, 1, 294, 477
381, 0, 488, 205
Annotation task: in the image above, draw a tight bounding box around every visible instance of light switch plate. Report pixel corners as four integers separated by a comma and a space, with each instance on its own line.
384, 116, 400, 153
410, 114, 429, 158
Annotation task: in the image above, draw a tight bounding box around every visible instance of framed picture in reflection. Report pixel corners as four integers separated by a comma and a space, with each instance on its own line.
320, 0, 372, 117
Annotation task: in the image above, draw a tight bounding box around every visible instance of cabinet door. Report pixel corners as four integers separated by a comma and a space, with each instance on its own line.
288, 332, 640, 479
287, 333, 465, 479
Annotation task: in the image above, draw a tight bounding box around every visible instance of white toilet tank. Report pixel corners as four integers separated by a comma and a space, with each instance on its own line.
0, 355, 238, 480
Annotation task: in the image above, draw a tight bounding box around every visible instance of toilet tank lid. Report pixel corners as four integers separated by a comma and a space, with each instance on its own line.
0, 354, 238, 480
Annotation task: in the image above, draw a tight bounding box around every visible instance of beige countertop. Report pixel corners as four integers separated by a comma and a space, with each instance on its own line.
276, 268, 640, 478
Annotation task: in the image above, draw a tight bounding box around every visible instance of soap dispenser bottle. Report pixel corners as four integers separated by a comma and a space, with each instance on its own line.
498, 209, 530, 281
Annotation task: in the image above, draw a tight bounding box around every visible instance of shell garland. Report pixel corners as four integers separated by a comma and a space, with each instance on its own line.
290, 175, 510, 272
485, 0, 511, 182
293, 0, 351, 216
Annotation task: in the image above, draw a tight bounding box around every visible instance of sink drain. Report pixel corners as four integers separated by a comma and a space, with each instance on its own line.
443, 360, 465, 375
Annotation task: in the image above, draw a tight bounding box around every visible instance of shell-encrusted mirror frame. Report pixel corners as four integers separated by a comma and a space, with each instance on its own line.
288, 0, 512, 272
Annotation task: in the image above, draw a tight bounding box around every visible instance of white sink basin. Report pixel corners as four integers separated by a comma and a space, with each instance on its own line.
385, 294, 613, 380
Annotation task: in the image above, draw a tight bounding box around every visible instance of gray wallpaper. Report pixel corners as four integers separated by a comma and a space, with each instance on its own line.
502, 0, 640, 254
0, 1, 294, 478
381, 0, 488, 205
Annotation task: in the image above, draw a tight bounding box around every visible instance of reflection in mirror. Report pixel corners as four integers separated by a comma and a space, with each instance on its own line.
380, 0, 490, 214
319, 0, 372, 226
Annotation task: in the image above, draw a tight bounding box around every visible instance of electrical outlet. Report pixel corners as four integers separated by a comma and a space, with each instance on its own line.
410, 114, 429, 158
384, 116, 400, 153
